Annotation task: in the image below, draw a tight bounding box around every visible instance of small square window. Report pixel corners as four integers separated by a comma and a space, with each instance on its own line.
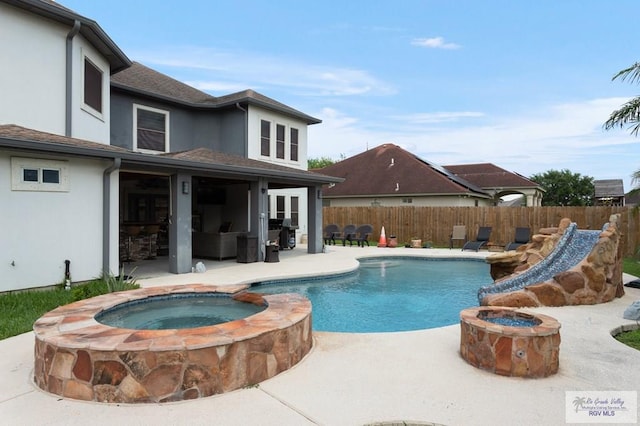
42, 169, 60, 184
12, 158, 69, 192
23, 169, 38, 182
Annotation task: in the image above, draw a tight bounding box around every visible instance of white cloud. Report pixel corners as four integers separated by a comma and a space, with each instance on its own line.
396, 111, 484, 124
308, 97, 639, 190
130, 46, 395, 97
411, 37, 461, 49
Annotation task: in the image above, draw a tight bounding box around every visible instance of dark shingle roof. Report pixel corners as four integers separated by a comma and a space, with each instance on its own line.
0, 125, 341, 186
594, 179, 625, 197
318, 144, 490, 197
111, 63, 321, 124
0, 124, 129, 153
443, 163, 539, 189
162, 147, 336, 177
111, 62, 217, 105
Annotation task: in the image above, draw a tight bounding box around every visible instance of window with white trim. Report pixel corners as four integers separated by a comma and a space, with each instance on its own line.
276, 124, 285, 159
84, 57, 103, 114
260, 119, 271, 156
290, 128, 299, 161
134, 104, 169, 153
11, 157, 69, 192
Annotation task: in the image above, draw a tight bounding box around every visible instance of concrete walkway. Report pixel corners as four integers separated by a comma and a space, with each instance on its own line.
1, 246, 639, 425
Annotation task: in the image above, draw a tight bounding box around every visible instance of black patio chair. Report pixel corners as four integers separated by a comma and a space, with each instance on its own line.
505, 227, 531, 251
462, 226, 492, 252
336, 224, 357, 246
323, 224, 341, 245
354, 224, 374, 247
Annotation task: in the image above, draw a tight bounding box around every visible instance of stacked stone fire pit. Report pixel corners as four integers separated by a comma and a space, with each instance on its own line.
460, 306, 561, 378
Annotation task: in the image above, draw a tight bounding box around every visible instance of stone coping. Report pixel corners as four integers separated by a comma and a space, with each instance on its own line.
33, 284, 311, 352
460, 306, 561, 337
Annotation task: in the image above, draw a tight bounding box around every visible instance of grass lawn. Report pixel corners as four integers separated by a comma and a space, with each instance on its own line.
0, 276, 138, 340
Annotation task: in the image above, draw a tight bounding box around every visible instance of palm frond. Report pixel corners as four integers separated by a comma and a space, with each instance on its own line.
603, 96, 640, 135
612, 62, 640, 84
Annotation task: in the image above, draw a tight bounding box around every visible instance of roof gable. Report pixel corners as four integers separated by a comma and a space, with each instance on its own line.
111, 63, 321, 124
318, 144, 490, 197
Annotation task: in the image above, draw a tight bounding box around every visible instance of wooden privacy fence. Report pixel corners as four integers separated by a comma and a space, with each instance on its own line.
323, 206, 640, 257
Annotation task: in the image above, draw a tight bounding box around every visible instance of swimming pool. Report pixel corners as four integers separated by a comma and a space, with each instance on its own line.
253, 257, 491, 333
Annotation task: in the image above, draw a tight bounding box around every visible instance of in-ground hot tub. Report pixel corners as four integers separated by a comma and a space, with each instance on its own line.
33, 284, 312, 403
459, 306, 561, 378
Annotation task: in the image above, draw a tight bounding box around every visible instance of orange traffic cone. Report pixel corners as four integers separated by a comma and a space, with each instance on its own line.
377, 226, 387, 247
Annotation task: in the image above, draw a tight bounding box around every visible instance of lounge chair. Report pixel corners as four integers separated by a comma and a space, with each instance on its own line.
354, 224, 374, 247
323, 224, 340, 245
336, 224, 357, 246
505, 227, 530, 251
462, 226, 492, 252
450, 225, 467, 249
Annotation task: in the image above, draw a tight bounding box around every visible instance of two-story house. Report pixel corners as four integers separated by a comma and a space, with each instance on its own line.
0, 0, 340, 292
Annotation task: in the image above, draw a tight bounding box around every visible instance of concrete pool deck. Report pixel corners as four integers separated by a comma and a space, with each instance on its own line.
2, 245, 640, 425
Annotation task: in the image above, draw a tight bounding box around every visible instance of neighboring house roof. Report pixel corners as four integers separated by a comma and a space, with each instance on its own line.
0, 125, 341, 187
625, 190, 640, 206
111, 62, 321, 124
3, 0, 131, 73
318, 144, 491, 198
594, 179, 625, 198
443, 163, 540, 190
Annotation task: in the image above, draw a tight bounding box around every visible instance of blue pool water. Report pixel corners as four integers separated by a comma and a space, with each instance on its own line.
96, 293, 266, 330
253, 257, 490, 333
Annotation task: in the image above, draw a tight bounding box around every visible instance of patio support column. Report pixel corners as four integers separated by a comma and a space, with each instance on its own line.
250, 178, 269, 261
169, 173, 192, 274
307, 185, 323, 254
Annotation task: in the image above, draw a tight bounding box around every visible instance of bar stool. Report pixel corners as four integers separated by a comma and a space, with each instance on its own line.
144, 225, 160, 260
124, 226, 142, 262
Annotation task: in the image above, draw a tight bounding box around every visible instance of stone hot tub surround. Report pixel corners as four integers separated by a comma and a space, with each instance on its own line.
33, 284, 312, 403
459, 307, 561, 378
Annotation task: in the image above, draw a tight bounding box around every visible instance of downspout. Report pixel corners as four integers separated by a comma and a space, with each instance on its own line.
65, 20, 81, 137
235, 102, 247, 156
103, 158, 121, 277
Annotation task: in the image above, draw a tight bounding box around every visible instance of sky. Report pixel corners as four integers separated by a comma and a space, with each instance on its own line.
62, 0, 640, 191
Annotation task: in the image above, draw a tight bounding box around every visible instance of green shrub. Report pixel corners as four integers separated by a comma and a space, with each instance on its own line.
104, 269, 140, 293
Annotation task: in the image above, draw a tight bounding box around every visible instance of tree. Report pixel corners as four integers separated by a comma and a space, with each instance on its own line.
604, 62, 640, 136
308, 154, 346, 169
530, 169, 594, 206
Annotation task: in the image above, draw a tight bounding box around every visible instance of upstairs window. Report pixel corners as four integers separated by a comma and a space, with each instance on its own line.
134, 105, 169, 153
276, 124, 285, 159
260, 120, 270, 156
84, 58, 103, 113
290, 128, 299, 161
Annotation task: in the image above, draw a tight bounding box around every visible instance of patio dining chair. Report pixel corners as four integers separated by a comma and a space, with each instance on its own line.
450, 225, 467, 249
